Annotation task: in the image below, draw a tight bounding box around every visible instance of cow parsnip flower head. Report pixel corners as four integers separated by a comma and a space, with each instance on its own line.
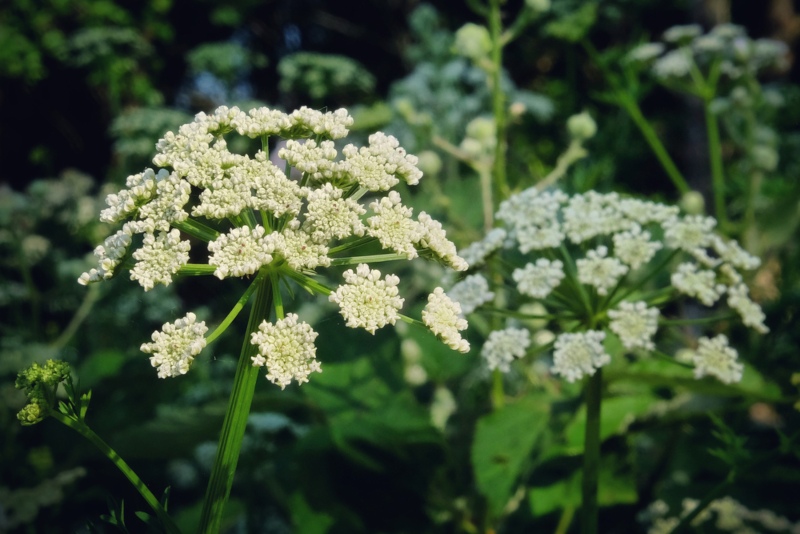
450, 186, 767, 384
78, 105, 468, 386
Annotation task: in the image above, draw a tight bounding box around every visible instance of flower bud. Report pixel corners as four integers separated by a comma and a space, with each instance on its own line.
567, 111, 597, 140
751, 145, 778, 172
453, 23, 492, 60
525, 0, 550, 13
416, 150, 443, 176
679, 191, 705, 215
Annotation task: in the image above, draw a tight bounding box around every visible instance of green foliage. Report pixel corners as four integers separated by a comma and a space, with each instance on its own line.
187, 41, 267, 84
544, 2, 598, 42
472, 394, 549, 517
278, 52, 376, 106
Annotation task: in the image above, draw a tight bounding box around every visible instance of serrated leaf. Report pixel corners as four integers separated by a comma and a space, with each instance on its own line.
472, 394, 550, 517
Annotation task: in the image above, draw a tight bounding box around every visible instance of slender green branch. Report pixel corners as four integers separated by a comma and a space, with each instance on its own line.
703, 99, 728, 229
329, 253, 407, 266
328, 236, 376, 254
610, 249, 680, 308
172, 218, 220, 242
581, 369, 603, 534
270, 270, 285, 320
51, 284, 102, 351
536, 140, 588, 191
581, 40, 690, 194
206, 270, 267, 345
488, 0, 509, 203
50, 412, 181, 534
199, 271, 274, 533
280, 266, 333, 296
178, 264, 217, 277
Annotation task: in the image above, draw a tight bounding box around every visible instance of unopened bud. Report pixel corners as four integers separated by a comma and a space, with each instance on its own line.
567, 111, 597, 140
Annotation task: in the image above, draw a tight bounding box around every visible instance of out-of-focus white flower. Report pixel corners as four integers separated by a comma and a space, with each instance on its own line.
482, 327, 531, 372
608, 301, 660, 350
513, 259, 565, 298
577, 246, 629, 296
447, 274, 494, 315
552, 330, 610, 382
689, 334, 742, 384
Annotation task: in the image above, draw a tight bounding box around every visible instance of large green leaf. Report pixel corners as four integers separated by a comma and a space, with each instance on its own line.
471, 394, 550, 517
528, 455, 637, 517
560, 394, 658, 456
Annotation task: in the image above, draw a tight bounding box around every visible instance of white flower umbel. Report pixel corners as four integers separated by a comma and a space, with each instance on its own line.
608, 301, 660, 351
513, 259, 565, 298
250, 313, 321, 389
447, 274, 494, 315
482, 327, 531, 372
663, 215, 716, 255
208, 225, 274, 279
727, 284, 769, 334
459, 228, 507, 268
552, 330, 610, 382
339, 132, 422, 191
689, 334, 743, 384
577, 246, 629, 296
271, 221, 331, 271
304, 183, 366, 242
278, 139, 338, 182
563, 191, 629, 244
249, 152, 304, 218
329, 264, 404, 334
367, 191, 424, 259
130, 229, 191, 291
416, 212, 468, 271
671, 262, 726, 306
612, 225, 662, 270
78, 104, 469, 380
141, 313, 208, 378
422, 288, 470, 353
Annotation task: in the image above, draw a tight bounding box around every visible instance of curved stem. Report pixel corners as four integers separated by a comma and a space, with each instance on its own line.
206, 271, 267, 345
199, 270, 274, 533
51, 412, 181, 534
581, 369, 602, 534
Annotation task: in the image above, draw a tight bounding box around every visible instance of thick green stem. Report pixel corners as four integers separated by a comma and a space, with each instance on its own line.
51, 412, 181, 534
704, 100, 728, 229
581, 369, 602, 534
199, 270, 274, 533
491, 368, 505, 409
488, 0, 509, 204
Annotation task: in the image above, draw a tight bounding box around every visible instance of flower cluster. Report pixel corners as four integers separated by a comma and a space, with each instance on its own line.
450, 187, 767, 383
628, 24, 788, 83
641, 497, 800, 534
79, 105, 468, 386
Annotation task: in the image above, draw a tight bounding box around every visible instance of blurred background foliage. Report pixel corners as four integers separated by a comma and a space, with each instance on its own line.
1, 0, 799, 532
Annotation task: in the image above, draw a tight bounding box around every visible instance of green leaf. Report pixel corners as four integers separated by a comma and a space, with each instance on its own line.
561, 394, 658, 455
529, 455, 637, 517
472, 394, 550, 517
288, 492, 335, 534
544, 3, 598, 42
78, 349, 126, 388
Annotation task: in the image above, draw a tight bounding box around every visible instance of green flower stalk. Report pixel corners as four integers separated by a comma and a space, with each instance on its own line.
15, 360, 181, 534
76, 105, 471, 531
